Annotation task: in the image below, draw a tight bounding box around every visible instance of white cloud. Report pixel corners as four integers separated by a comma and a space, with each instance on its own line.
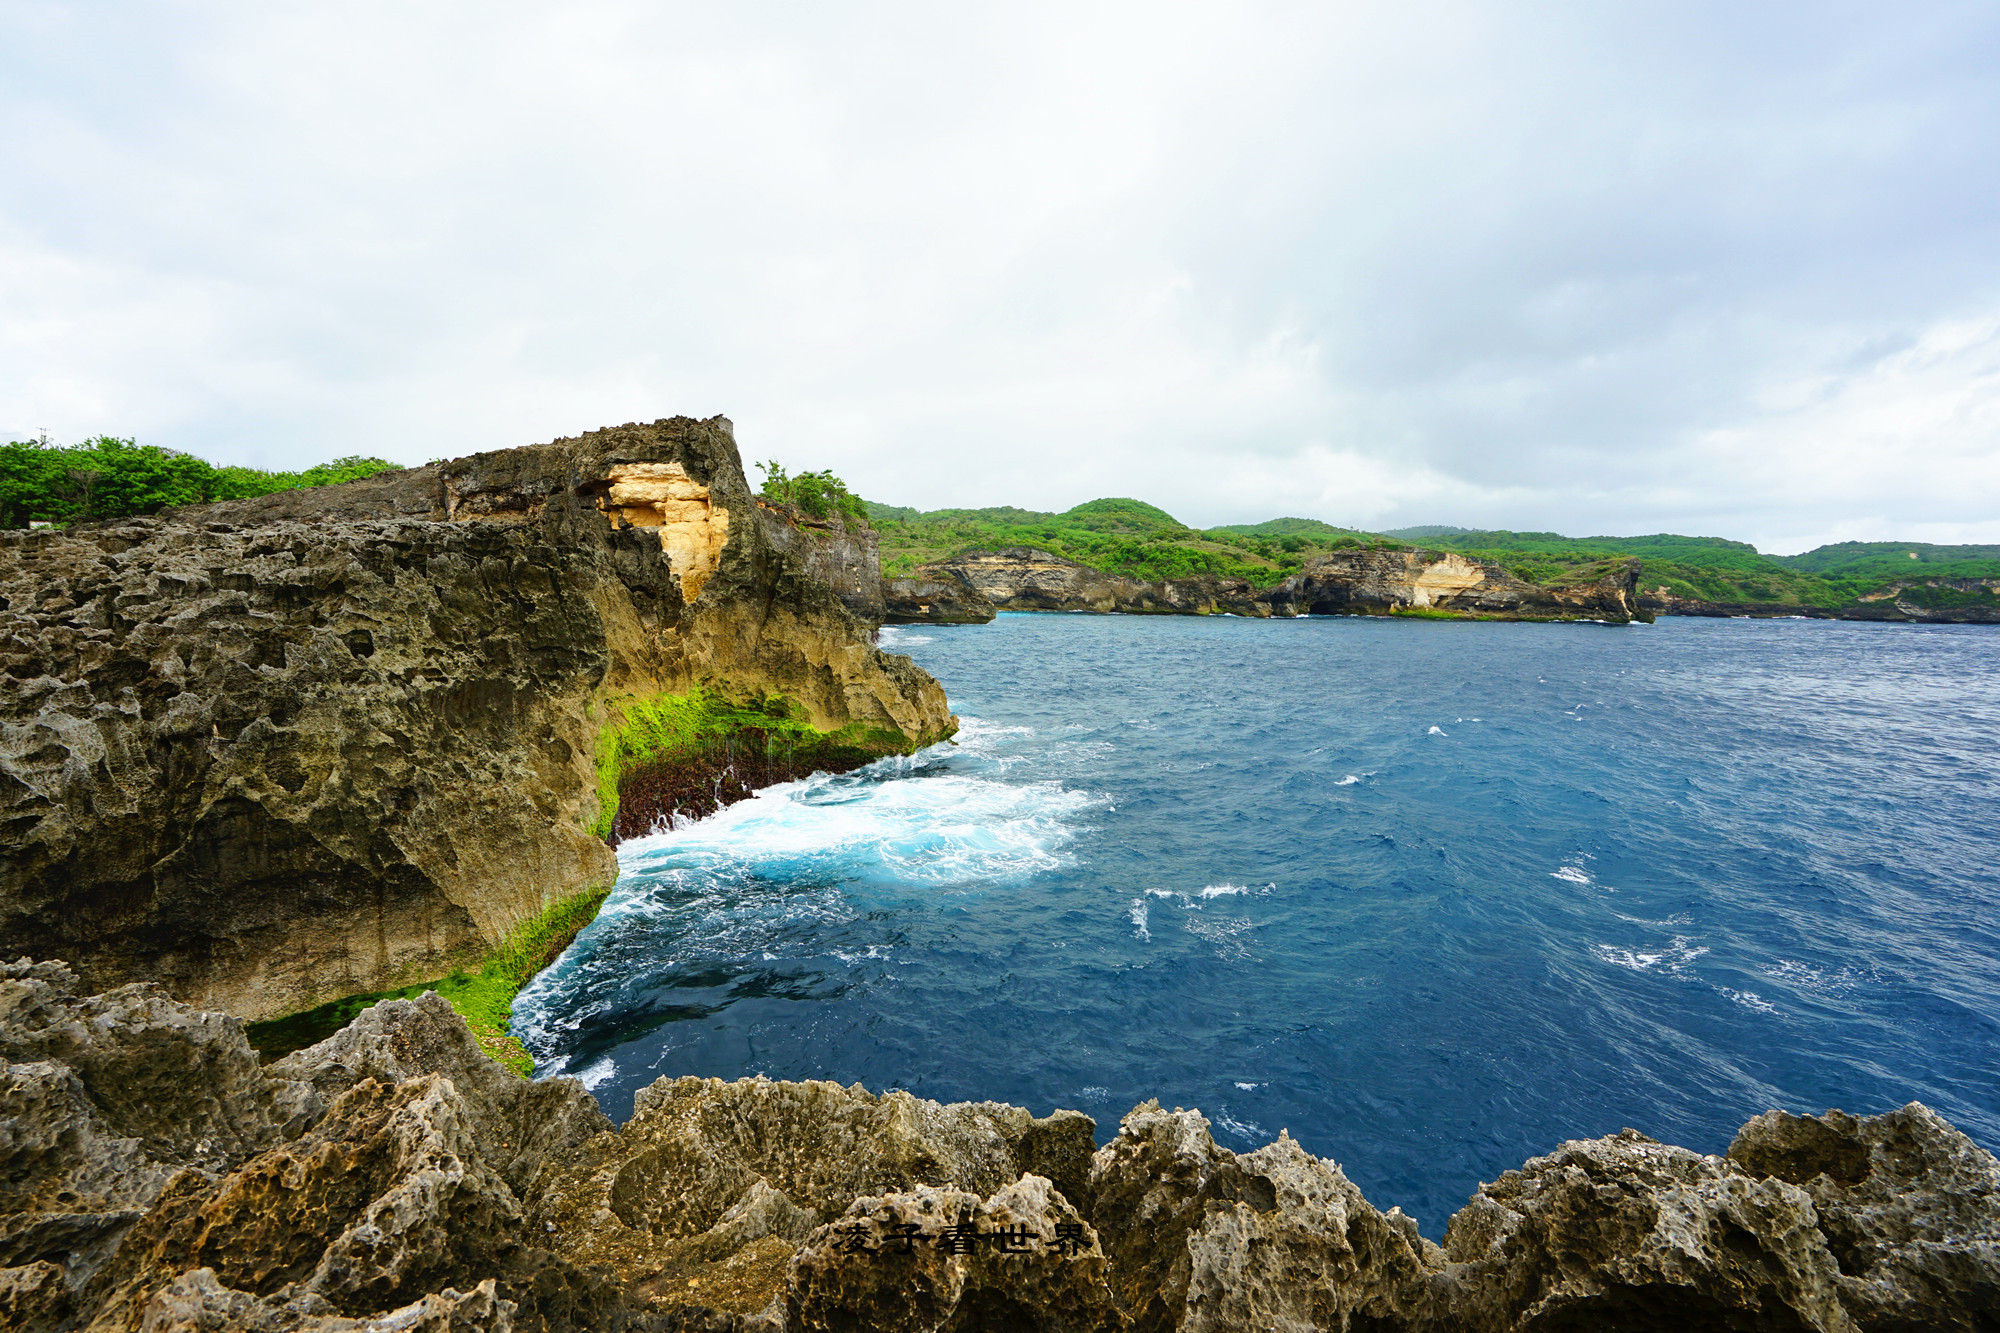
2, 0, 1997, 549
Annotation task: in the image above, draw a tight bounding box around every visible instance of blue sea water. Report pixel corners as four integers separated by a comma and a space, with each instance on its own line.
514, 613, 2000, 1235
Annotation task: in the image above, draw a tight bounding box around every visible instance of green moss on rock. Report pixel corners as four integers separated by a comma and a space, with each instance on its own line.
247, 884, 612, 1074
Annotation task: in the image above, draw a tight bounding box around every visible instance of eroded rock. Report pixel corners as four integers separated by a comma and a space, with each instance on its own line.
5, 965, 1998, 1332
1730, 1104, 2000, 1331
527, 1074, 1096, 1317
785, 1175, 1119, 1333
1085, 1100, 1440, 1333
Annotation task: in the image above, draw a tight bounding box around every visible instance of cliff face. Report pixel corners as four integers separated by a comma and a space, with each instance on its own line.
7, 963, 1997, 1332
752, 500, 887, 624
926, 548, 1273, 617
0, 418, 954, 1022
917, 545, 1649, 624
880, 575, 998, 625
1267, 549, 1651, 623
1644, 576, 2000, 623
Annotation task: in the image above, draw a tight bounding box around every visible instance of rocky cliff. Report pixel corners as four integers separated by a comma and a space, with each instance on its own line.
1266, 549, 1651, 623
1643, 576, 2000, 623
912, 546, 1649, 624
881, 576, 998, 625
920, 549, 1273, 617
5, 962, 1995, 1332
0, 418, 955, 1023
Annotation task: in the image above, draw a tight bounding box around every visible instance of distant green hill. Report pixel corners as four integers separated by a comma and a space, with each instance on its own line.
866, 497, 1398, 582
1777, 541, 2000, 580
1380, 525, 1472, 541
1211, 516, 1374, 539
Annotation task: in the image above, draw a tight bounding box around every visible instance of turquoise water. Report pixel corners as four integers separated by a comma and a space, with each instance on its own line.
514, 613, 2000, 1235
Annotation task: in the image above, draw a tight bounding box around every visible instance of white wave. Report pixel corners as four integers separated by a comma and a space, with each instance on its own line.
1234, 1081, 1264, 1091
1129, 898, 1151, 941
1213, 1110, 1267, 1141
615, 768, 1102, 888
1762, 959, 1875, 995
1184, 914, 1258, 960
1551, 865, 1592, 886
1591, 935, 1708, 974
572, 1055, 619, 1091
876, 626, 933, 647
1428, 725, 1447, 736
1334, 774, 1361, 786
1718, 987, 1779, 1014
1198, 883, 1254, 898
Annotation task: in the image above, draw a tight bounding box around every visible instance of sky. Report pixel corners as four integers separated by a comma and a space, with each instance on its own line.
3, 2, 1997, 553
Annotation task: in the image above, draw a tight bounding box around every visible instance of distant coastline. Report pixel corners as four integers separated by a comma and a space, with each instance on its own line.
871, 500, 2000, 625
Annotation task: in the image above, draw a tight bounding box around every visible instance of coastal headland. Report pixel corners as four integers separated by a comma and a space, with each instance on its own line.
0, 417, 953, 1033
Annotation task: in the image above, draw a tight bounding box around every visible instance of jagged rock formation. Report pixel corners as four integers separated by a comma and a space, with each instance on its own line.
1265, 549, 1650, 623
920, 549, 1273, 617
5, 964, 1996, 1332
881, 576, 997, 625
0, 418, 955, 1021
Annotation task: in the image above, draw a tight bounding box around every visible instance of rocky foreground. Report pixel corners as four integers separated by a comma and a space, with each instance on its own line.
4, 959, 1995, 1333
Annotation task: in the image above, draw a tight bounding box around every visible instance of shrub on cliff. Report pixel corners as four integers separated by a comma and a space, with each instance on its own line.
0, 435, 401, 527
756, 459, 871, 526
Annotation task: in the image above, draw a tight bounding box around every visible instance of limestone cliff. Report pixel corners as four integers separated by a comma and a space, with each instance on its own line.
6, 962, 1996, 1332
1643, 576, 2000, 623
0, 418, 954, 1022
923, 548, 1273, 617
881, 575, 997, 625
1266, 549, 1651, 623
914, 545, 1649, 624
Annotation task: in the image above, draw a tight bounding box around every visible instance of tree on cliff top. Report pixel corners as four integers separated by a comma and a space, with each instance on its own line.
756, 460, 870, 527
0, 436, 402, 527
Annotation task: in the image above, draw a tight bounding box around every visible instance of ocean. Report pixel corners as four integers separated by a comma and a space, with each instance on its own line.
513, 612, 2000, 1235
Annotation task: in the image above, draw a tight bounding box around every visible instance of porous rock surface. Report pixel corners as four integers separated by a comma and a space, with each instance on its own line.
0, 417, 954, 1019
6, 965, 1997, 1332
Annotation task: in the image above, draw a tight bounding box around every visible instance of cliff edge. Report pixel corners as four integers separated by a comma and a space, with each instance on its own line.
0, 417, 955, 1022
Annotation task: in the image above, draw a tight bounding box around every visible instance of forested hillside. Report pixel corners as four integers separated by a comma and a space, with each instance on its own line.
867, 498, 1394, 583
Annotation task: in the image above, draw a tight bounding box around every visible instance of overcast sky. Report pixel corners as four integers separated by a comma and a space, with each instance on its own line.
3, 2, 1997, 552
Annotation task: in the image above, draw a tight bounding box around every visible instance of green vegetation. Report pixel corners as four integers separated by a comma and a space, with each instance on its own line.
1774, 541, 2000, 580
1, 435, 401, 528
1405, 529, 1850, 606
755, 460, 870, 526
245, 885, 613, 1075
589, 686, 910, 840
867, 497, 1394, 583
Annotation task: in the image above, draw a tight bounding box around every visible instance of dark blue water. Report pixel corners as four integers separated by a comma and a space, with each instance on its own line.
515, 613, 2000, 1235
